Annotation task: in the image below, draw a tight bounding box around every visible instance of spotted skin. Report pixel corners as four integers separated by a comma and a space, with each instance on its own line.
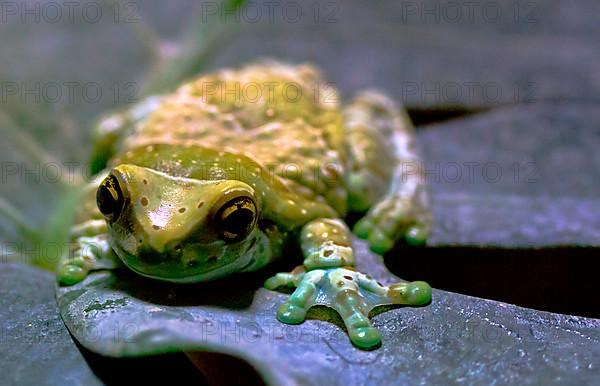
57, 60, 432, 349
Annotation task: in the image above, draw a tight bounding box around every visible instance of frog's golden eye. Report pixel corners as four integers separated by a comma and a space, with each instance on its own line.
214, 196, 257, 242
97, 174, 125, 221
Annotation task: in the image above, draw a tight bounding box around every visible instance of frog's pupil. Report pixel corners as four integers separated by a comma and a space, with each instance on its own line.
217, 197, 256, 241
97, 175, 124, 220
224, 209, 253, 235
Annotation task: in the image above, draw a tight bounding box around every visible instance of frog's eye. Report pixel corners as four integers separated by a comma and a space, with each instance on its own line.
214, 196, 257, 242
97, 174, 125, 221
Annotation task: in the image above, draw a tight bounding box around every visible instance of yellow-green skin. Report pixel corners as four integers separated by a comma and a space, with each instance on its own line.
58, 60, 432, 350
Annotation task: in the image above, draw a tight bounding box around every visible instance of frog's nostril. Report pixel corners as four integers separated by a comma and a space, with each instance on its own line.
207, 255, 218, 263
173, 244, 182, 252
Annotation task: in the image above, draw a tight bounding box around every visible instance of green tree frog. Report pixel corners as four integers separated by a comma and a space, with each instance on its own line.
57, 60, 432, 350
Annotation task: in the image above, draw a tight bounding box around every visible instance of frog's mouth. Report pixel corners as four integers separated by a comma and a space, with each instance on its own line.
110, 234, 258, 284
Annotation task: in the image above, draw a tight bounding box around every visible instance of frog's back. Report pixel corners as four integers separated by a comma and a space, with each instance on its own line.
113, 60, 349, 213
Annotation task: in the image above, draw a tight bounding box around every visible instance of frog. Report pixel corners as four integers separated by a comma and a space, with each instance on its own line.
57, 60, 433, 350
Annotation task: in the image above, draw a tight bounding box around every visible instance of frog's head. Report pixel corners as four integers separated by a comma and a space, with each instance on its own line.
96, 164, 262, 282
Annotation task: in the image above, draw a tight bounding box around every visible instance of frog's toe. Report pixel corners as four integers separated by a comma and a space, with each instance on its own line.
334, 289, 382, 349
407, 281, 432, 305
367, 229, 395, 255
264, 272, 296, 290
354, 219, 395, 254
388, 281, 432, 306
276, 302, 307, 324
353, 218, 373, 240
349, 326, 381, 350
405, 225, 428, 246
57, 264, 87, 286
267, 269, 321, 325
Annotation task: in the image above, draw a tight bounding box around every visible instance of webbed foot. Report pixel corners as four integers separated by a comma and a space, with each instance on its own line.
265, 266, 431, 350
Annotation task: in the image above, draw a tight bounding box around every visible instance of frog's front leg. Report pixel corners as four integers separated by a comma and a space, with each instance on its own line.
265, 218, 431, 349
57, 230, 121, 286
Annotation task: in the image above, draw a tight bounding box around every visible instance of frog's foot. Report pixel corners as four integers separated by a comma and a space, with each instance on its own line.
57, 262, 89, 286
57, 247, 100, 286
354, 188, 432, 254
265, 267, 432, 350
56, 235, 119, 286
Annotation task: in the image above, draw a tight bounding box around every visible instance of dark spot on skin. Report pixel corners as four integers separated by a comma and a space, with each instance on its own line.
143, 179, 148, 185
174, 244, 182, 252
153, 225, 160, 230
207, 255, 218, 263
197, 201, 204, 209
141, 197, 149, 206
323, 249, 333, 257
222, 119, 235, 129
179, 207, 186, 213
343, 275, 354, 281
